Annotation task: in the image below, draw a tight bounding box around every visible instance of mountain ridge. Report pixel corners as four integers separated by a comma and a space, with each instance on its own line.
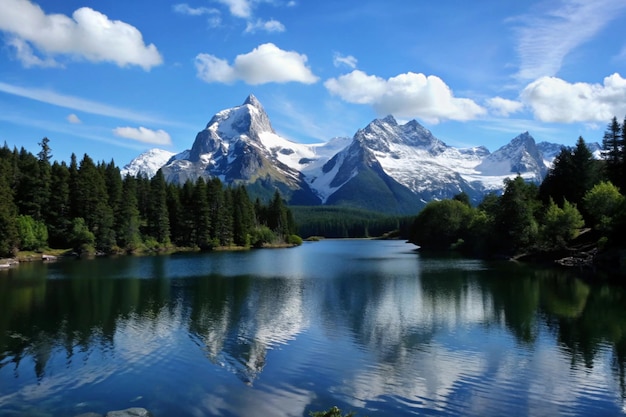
121, 96, 600, 214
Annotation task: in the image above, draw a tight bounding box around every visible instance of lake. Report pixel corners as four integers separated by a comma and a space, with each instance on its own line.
1, 240, 625, 417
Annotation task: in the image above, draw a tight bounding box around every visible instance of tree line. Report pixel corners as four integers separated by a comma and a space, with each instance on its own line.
409, 117, 626, 263
0, 138, 299, 257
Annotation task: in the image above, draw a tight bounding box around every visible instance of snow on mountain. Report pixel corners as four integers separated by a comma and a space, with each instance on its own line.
121, 148, 175, 178
475, 132, 547, 186
121, 95, 593, 213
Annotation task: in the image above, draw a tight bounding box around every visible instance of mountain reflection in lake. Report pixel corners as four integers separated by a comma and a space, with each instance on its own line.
0, 240, 625, 417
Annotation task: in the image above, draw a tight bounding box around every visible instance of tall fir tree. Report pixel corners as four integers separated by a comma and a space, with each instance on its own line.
0, 159, 19, 256
46, 161, 71, 248
602, 116, 622, 188
146, 170, 170, 244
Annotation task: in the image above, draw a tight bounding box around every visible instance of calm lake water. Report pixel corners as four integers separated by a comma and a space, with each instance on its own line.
1, 240, 625, 417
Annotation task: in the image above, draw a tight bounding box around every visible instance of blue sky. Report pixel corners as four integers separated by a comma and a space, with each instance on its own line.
0, 0, 625, 166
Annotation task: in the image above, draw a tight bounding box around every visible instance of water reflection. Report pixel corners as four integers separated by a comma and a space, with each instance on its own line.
0, 242, 625, 417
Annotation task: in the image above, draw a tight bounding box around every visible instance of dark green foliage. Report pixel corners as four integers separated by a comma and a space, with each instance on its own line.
0, 138, 301, 255
292, 206, 411, 238
495, 176, 541, 253
118, 176, 142, 251
539, 137, 601, 212
0, 159, 19, 257
146, 170, 170, 245
409, 199, 474, 250
46, 162, 71, 248
602, 117, 622, 189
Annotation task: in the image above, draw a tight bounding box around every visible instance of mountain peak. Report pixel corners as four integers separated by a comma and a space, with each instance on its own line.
243, 94, 262, 108
381, 115, 397, 125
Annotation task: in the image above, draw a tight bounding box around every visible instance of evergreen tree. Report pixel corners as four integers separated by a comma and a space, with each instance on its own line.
602, 117, 622, 188
231, 185, 255, 246
166, 182, 184, 247
193, 177, 213, 248
15, 148, 42, 219
0, 159, 19, 256
146, 169, 170, 244
76, 154, 115, 251
178, 180, 197, 246
118, 175, 142, 251
495, 176, 540, 253
46, 161, 71, 248
104, 160, 123, 243
35, 137, 52, 221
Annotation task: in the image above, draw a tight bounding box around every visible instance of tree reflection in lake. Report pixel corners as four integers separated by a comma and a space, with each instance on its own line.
0, 241, 625, 417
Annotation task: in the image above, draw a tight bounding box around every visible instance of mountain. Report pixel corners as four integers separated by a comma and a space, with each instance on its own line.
475, 132, 547, 184
121, 148, 175, 178
537, 141, 603, 163
160, 94, 320, 204
124, 96, 561, 214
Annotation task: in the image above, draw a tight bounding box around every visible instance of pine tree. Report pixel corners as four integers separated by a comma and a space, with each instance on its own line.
76, 154, 115, 251
118, 175, 142, 251
0, 159, 19, 256
15, 147, 42, 219
46, 161, 71, 248
146, 169, 170, 245
36, 137, 52, 221
602, 117, 622, 187
193, 177, 212, 248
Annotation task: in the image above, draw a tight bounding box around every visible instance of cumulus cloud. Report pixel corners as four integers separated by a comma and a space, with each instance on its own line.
325, 70, 486, 123
513, 0, 626, 80
333, 53, 357, 69
216, 0, 252, 18
486, 97, 524, 117
195, 43, 318, 85
113, 126, 172, 145
244, 19, 285, 34
521, 73, 626, 123
7, 36, 60, 68
67, 113, 81, 124
0, 0, 163, 70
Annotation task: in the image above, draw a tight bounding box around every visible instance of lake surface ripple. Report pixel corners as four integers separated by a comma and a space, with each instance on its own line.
1, 240, 625, 416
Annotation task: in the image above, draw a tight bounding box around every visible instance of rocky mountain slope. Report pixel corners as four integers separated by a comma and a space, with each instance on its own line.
122, 95, 597, 214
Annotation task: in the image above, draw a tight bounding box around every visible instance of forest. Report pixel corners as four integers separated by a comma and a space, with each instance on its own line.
409, 116, 626, 274
0, 137, 300, 258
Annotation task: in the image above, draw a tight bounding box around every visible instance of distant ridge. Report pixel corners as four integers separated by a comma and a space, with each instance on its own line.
122, 96, 601, 214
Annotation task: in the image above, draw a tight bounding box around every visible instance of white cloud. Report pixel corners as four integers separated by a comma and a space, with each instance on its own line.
172, 3, 221, 26
173, 3, 219, 16
333, 53, 357, 69
521, 73, 626, 123
113, 126, 172, 145
67, 113, 81, 124
216, 0, 252, 18
195, 43, 318, 85
486, 97, 524, 117
0, 0, 163, 70
513, 0, 626, 80
324, 70, 486, 123
244, 19, 285, 33
0, 81, 166, 125
7, 36, 60, 68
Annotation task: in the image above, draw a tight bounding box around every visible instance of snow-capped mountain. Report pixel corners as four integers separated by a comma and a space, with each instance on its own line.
161, 94, 320, 204
121, 148, 175, 178
124, 95, 564, 214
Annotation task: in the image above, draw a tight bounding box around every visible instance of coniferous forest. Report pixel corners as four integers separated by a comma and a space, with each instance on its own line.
0, 138, 300, 257
409, 116, 626, 275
